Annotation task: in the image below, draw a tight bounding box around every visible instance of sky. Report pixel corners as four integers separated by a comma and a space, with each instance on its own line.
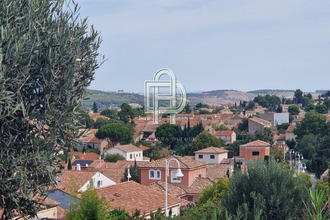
76, 0, 330, 93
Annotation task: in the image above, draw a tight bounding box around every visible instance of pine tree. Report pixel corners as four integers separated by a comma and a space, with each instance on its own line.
68, 158, 72, 170
93, 102, 98, 113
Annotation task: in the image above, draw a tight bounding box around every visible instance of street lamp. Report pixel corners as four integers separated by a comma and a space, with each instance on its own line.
289, 149, 294, 168
281, 144, 286, 161
301, 163, 307, 173
127, 167, 131, 181
165, 158, 184, 217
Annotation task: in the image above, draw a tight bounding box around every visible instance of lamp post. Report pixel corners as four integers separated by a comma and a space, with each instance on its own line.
297, 154, 303, 174
289, 149, 294, 169
127, 168, 131, 181
165, 158, 184, 217
301, 163, 307, 173
281, 144, 286, 161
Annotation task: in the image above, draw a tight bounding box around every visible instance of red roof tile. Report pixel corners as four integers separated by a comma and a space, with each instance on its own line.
214, 130, 234, 136
194, 146, 228, 154
96, 181, 180, 215
139, 155, 208, 169
68, 152, 100, 160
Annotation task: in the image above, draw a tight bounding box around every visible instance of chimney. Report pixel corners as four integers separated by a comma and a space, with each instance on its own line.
86, 164, 88, 167
76, 164, 81, 171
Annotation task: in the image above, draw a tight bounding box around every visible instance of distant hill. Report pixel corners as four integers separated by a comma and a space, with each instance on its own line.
247, 89, 295, 94
82, 89, 144, 110
82, 89, 321, 110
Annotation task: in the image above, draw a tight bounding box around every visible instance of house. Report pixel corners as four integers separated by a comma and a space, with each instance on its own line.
286, 124, 296, 141
206, 164, 233, 181
276, 134, 286, 146
89, 113, 109, 122
260, 112, 289, 126
68, 152, 100, 160
245, 110, 256, 117
0, 197, 62, 220
139, 155, 208, 187
89, 160, 148, 183
104, 144, 147, 162
77, 129, 108, 154
96, 181, 182, 217
141, 124, 159, 143
194, 147, 228, 164
214, 130, 236, 145
239, 140, 270, 160
71, 159, 94, 171
248, 117, 272, 136
56, 170, 116, 194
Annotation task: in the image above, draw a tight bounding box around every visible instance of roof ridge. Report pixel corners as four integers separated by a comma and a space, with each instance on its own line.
173, 155, 189, 168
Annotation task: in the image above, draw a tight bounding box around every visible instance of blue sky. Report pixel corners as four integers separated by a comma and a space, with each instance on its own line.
77, 0, 330, 93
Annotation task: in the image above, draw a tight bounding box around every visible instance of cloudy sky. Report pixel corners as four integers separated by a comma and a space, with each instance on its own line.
77, 0, 330, 93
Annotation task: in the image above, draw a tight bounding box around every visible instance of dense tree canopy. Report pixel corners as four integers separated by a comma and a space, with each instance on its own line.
221, 159, 308, 220
0, 0, 102, 218
191, 131, 223, 152
155, 123, 182, 147
95, 123, 133, 147
288, 104, 300, 115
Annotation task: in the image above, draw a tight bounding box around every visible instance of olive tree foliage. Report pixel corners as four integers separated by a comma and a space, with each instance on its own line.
0, 0, 102, 219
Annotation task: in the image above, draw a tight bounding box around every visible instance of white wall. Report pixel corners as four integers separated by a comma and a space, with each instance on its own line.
195, 153, 228, 164
79, 172, 116, 192
274, 113, 289, 126
126, 150, 143, 161
104, 147, 127, 159
104, 148, 143, 161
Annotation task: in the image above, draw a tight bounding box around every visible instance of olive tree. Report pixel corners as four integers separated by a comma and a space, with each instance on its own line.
0, 0, 102, 218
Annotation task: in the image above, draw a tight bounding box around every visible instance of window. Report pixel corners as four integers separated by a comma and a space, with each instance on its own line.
198, 155, 203, 159
188, 196, 193, 202
149, 170, 155, 179
97, 180, 102, 188
149, 169, 161, 180
210, 155, 215, 159
171, 170, 182, 183
252, 151, 260, 156
130, 154, 132, 159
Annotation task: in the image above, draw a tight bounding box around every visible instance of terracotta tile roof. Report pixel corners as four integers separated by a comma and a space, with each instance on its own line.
286, 124, 296, 133
277, 134, 286, 141
194, 146, 228, 154
206, 164, 232, 181
96, 181, 181, 215
90, 115, 109, 122
139, 155, 208, 170
56, 170, 97, 194
220, 158, 231, 164
184, 177, 214, 195
248, 117, 271, 126
146, 177, 213, 197
146, 181, 183, 198
97, 161, 148, 183
68, 152, 100, 160
138, 144, 150, 151
241, 140, 270, 148
245, 111, 256, 114
78, 129, 103, 144
142, 124, 159, 132
114, 144, 143, 152
214, 131, 234, 136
